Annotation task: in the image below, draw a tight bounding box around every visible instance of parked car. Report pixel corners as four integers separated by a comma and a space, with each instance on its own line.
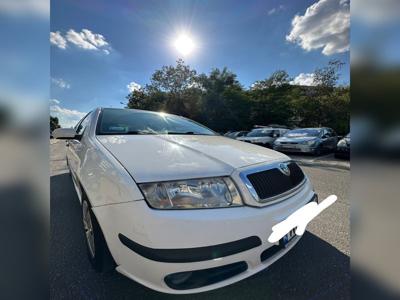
237, 127, 289, 148
53, 108, 317, 294
273, 127, 338, 156
335, 133, 350, 159
224, 131, 249, 139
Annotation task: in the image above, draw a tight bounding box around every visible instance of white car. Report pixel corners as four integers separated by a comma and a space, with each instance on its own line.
237, 127, 289, 148
53, 108, 317, 294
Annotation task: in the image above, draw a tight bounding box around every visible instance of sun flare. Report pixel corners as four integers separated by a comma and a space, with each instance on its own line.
173, 33, 195, 56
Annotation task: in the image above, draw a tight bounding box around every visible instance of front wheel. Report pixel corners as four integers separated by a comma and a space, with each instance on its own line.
82, 199, 115, 272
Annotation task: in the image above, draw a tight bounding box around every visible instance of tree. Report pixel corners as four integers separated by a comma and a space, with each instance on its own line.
251, 70, 291, 90
148, 58, 198, 94
126, 59, 202, 118
291, 60, 349, 133
50, 116, 60, 132
197, 68, 250, 131
125, 60, 349, 134
249, 70, 295, 127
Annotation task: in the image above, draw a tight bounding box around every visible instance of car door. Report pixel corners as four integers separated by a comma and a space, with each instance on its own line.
67, 112, 92, 181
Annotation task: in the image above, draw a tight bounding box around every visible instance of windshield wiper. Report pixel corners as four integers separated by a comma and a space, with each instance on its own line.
124, 130, 155, 135
164, 131, 196, 135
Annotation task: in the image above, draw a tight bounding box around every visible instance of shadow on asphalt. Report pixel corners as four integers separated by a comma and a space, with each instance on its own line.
50, 173, 350, 300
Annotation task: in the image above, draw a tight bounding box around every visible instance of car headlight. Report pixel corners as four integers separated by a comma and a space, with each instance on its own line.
338, 139, 346, 147
139, 177, 243, 209
301, 140, 316, 146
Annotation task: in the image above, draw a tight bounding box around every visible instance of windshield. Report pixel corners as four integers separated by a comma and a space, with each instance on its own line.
285, 129, 321, 138
247, 128, 274, 137
97, 108, 216, 135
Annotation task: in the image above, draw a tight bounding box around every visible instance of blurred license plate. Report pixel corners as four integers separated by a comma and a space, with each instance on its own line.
281, 228, 296, 246
282, 145, 298, 150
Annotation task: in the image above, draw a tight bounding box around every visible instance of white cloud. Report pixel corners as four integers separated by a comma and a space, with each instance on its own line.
49, 99, 60, 105
290, 73, 316, 86
286, 0, 350, 56
49, 100, 86, 128
0, 0, 48, 18
50, 31, 67, 49
66, 29, 110, 53
50, 29, 111, 54
127, 81, 141, 93
51, 78, 70, 89
268, 5, 285, 15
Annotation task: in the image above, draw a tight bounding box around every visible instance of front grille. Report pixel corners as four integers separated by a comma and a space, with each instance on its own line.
246, 162, 305, 201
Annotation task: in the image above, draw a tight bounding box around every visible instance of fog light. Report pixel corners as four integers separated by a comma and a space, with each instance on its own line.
167, 271, 192, 285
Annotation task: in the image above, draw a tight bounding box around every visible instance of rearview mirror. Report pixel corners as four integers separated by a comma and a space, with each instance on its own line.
52, 128, 77, 139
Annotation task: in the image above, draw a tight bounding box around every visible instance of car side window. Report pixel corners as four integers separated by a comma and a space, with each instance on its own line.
75, 113, 91, 136
324, 129, 332, 138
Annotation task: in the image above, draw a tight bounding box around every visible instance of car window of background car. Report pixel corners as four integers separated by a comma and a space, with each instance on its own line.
98, 109, 216, 135
285, 129, 321, 137
247, 129, 273, 137
327, 128, 335, 137
323, 129, 332, 138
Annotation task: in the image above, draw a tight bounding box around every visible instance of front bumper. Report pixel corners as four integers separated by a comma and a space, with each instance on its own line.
93, 179, 315, 294
274, 144, 316, 153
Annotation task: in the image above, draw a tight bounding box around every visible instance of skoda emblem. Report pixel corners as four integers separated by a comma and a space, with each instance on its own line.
279, 163, 291, 176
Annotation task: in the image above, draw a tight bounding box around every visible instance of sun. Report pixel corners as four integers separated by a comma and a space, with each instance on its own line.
173, 33, 195, 56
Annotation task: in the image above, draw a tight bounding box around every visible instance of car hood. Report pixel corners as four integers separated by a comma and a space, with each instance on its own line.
97, 135, 287, 183
238, 136, 268, 141
276, 136, 318, 143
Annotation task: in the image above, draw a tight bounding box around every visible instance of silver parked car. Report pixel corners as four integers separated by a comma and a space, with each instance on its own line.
224, 131, 249, 139
237, 127, 289, 148
273, 127, 338, 155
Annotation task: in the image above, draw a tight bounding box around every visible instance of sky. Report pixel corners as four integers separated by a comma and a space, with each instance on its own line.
50, 0, 350, 127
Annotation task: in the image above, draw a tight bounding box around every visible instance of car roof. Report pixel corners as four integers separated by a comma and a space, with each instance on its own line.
251, 127, 287, 130
290, 127, 326, 130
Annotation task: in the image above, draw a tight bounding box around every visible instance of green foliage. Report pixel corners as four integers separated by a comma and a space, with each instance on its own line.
126, 60, 350, 134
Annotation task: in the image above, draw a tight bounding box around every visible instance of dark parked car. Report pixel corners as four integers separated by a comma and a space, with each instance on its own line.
273, 127, 338, 156
335, 133, 350, 159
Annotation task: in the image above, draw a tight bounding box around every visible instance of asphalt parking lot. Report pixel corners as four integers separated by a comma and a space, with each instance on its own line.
50, 140, 350, 299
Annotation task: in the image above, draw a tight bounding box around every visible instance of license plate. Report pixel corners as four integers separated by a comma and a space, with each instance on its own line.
281, 228, 296, 246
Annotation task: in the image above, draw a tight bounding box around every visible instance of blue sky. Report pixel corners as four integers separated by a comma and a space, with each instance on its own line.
50, 0, 350, 127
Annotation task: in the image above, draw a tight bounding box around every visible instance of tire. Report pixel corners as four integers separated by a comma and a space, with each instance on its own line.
82, 199, 115, 272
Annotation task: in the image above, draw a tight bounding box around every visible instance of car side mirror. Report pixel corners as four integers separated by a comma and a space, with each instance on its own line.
273, 133, 279, 138
52, 128, 77, 139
